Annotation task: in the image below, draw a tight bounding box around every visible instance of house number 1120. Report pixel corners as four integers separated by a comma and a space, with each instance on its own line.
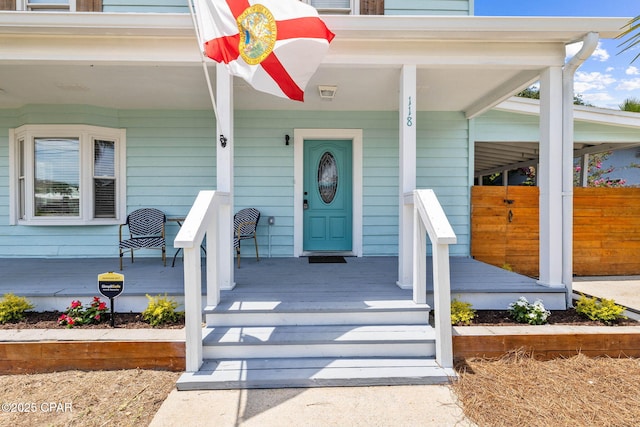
406, 96, 413, 127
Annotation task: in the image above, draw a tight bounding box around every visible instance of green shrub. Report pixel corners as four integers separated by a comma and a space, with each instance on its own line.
58, 297, 109, 328
142, 294, 184, 327
0, 293, 34, 323
508, 297, 550, 325
575, 294, 626, 324
451, 299, 476, 325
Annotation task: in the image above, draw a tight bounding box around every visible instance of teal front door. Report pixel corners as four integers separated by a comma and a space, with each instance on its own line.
303, 140, 352, 252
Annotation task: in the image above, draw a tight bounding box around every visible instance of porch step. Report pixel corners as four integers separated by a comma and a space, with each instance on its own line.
176, 357, 455, 390
204, 300, 430, 326
193, 297, 440, 389
201, 324, 436, 359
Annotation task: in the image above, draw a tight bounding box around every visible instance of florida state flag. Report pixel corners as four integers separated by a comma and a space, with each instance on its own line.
194, 0, 335, 102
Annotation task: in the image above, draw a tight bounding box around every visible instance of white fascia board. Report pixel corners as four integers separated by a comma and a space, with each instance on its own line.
323, 15, 630, 42
0, 12, 629, 42
496, 97, 640, 129
326, 39, 566, 67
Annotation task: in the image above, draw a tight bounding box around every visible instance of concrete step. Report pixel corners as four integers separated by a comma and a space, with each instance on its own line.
201, 324, 436, 359
204, 300, 431, 327
176, 357, 454, 390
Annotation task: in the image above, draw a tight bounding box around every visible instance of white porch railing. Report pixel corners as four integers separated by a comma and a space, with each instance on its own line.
177, 189, 454, 372
406, 189, 457, 368
174, 190, 230, 372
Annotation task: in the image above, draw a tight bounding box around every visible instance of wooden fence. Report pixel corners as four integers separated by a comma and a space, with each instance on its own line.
471, 186, 640, 276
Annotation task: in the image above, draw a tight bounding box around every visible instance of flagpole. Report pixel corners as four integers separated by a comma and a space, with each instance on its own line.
187, 0, 225, 138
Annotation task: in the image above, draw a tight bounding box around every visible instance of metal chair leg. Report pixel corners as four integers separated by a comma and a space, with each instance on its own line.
254, 236, 259, 262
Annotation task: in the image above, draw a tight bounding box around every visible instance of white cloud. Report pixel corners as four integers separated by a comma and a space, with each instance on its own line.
582, 92, 614, 103
616, 78, 640, 91
581, 92, 618, 109
606, 67, 615, 72
591, 43, 610, 62
626, 66, 640, 75
574, 71, 616, 93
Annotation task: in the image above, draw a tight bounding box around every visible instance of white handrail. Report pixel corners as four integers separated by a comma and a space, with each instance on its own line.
175, 190, 230, 372
409, 189, 456, 369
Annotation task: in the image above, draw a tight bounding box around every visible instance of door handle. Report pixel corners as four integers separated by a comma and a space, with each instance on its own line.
508, 209, 513, 223
303, 200, 309, 210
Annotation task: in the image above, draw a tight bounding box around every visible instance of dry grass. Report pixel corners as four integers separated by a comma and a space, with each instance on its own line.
2, 353, 640, 426
0, 369, 179, 426
453, 351, 640, 427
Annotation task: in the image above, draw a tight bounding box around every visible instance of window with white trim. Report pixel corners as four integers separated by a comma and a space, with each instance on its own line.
9, 125, 126, 225
15, 0, 76, 12
302, 0, 357, 14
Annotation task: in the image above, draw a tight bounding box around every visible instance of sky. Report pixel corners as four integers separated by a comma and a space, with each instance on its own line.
475, 0, 639, 110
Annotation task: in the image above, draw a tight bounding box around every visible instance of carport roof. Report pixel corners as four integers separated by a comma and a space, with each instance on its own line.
475, 97, 640, 177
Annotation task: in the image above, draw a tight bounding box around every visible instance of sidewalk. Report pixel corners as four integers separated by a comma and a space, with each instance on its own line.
150, 384, 475, 427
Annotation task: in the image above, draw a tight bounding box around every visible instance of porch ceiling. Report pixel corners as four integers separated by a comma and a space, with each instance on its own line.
475, 141, 640, 178
0, 62, 531, 112
0, 13, 630, 114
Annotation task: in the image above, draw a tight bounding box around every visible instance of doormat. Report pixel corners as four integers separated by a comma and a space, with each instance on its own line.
308, 256, 347, 264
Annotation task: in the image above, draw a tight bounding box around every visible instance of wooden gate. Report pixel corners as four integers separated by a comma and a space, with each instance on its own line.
471, 186, 539, 276
472, 186, 640, 276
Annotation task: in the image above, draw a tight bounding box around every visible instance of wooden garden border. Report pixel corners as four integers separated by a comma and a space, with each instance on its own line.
1, 328, 639, 374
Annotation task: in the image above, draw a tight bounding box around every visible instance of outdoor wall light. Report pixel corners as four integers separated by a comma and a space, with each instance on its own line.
219, 134, 227, 148
285, 134, 290, 145
318, 85, 337, 100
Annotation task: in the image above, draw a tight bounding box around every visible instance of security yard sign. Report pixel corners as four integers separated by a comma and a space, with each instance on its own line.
98, 272, 124, 327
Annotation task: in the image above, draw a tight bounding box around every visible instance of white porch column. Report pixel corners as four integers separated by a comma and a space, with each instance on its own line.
216, 63, 234, 292
398, 64, 417, 289
538, 67, 563, 287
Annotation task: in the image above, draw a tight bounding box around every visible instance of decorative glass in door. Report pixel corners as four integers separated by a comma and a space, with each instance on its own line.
318, 151, 338, 204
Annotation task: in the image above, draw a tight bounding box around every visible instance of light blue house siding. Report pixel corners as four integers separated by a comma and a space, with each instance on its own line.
417, 112, 469, 255
102, 0, 188, 13
101, 0, 473, 15
0, 106, 216, 258
476, 109, 640, 144
385, 0, 471, 15
0, 107, 471, 258
232, 110, 470, 257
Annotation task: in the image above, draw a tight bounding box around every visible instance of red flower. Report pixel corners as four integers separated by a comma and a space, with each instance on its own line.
98, 302, 107, 311
70, 300, 82, 309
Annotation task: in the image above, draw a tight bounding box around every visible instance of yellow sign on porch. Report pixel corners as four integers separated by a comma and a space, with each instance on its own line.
98, 272, 124, 299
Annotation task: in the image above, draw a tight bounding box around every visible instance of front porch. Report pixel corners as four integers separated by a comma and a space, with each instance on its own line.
3, 255, 566, 388
2, 256, 566, 313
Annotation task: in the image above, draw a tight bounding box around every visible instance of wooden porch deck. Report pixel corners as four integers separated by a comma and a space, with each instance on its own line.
0, 256, 566, 311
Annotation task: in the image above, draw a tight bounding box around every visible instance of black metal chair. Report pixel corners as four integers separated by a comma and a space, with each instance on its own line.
234, 208, 260, 268
119, 208, 166, 270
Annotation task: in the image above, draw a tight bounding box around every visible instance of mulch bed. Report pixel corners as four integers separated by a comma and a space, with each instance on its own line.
0, 312, 185, 329
454, 351, 640, 426
470, 307, 638, 326
1, 307, 636, 329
